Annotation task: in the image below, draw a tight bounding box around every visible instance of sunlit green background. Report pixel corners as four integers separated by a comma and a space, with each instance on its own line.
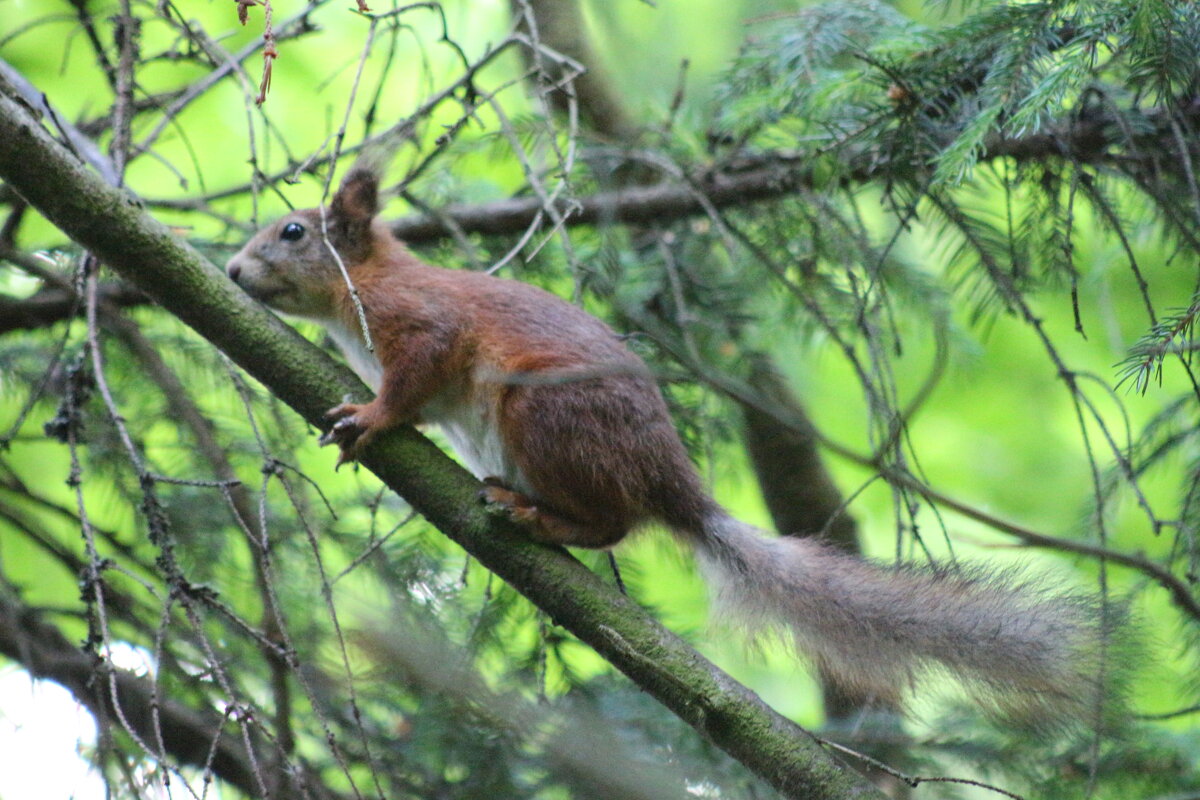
2, 0, 1198, 796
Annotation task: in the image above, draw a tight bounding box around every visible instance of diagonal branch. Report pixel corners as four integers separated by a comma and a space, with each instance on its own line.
0, 56, 121, 185
0, 78, 882, 800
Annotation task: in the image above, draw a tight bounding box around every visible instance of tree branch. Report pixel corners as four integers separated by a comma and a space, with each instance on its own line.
389, 162, 810, 243
508, 0, 637, 140
381, 99, 1200, 244
0, 283, 147, 334
10, 93, 1189, 341
0, 56, 121, 185
739, 357, 897, 727
0, 78, 882, 800
0, 593, 267, 796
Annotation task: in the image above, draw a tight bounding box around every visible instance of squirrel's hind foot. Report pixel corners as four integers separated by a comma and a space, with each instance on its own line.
478, 478, 629, 549
479, 480, 542, 526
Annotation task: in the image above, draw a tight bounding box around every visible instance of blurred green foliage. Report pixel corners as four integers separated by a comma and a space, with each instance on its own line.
2, 0, 1200, 798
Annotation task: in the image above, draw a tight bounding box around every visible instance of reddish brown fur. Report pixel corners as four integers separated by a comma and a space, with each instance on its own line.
227, 173, 715, 546
323, 228, 718, 546
224, 170, 1117, 721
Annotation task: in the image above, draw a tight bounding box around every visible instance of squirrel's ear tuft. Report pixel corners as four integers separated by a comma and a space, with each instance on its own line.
329, 170, 379, 257
332, 170, 379, 224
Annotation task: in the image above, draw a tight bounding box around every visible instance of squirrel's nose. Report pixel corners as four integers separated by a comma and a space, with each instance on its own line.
227, 262, 242, 283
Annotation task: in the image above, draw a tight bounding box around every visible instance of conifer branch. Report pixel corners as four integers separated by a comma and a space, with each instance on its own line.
4, 97, 1195, 338
385, 99, 1200, 244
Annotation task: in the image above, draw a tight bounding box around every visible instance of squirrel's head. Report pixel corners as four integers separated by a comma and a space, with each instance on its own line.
226, 170, 379, 317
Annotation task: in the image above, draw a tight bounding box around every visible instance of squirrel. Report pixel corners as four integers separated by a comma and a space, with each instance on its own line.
227, 169, 1114, 721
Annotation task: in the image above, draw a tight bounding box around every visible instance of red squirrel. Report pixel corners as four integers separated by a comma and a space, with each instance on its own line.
227, 170, 1112, 719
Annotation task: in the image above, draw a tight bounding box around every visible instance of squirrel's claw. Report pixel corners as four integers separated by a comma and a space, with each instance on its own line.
324, 401, 360, 422
321, 403, 370, 467
478, 480, 513, 517
478, 480, 538, 524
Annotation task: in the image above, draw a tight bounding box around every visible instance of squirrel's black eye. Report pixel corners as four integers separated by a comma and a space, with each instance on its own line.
280, 222, 306, 242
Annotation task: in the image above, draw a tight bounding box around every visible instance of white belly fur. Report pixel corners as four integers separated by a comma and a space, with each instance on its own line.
324, 319, 385, 391
422, 386, 526, 490
323, 321, 526, 490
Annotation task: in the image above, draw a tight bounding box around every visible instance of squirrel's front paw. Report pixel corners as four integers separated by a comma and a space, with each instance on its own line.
320, 402, 376, 467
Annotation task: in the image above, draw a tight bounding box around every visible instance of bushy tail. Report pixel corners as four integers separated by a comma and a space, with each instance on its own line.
691, 512, 1120, 723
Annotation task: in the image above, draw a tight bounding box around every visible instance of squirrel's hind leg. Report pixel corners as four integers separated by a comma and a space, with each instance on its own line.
480, 478, 628, 549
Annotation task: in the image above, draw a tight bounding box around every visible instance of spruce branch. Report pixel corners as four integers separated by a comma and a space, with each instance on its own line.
1118, 298, 1200, 394
383, 98, 1200, 243
4, 94, 1197, 339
